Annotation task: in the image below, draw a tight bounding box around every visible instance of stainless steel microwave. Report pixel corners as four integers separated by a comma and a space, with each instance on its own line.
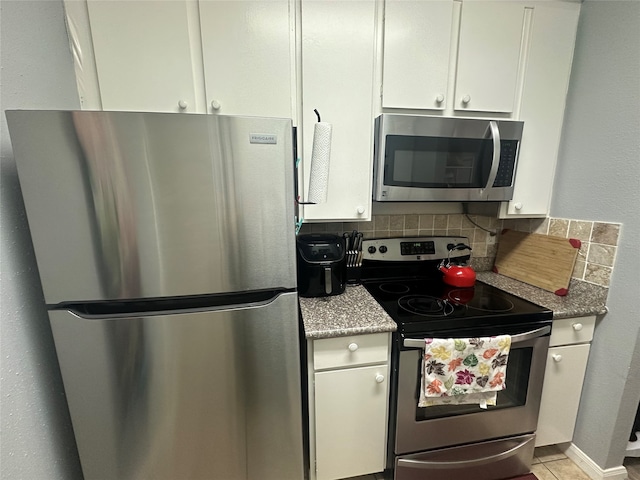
373, 114, 524, 202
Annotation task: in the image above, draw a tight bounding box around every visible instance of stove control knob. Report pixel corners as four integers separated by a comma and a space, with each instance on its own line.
379, 245, 388, 254
572, 323, 583, 331
368, 246, 377, 254
552, 354, 563, 362
348, 343, 359, 352
375, 374, 385, 384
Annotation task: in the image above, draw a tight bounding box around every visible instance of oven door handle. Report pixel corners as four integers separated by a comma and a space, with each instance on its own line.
396, 434, 534, 469
403, 325, 551, 349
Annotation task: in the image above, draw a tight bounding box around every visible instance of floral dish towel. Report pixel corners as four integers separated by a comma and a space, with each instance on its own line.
418, 335, 511, 408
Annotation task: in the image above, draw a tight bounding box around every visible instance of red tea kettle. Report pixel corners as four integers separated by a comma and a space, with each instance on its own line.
438, 243, 476, 288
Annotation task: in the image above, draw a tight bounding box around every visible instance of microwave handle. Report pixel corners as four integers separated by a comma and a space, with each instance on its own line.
482, 120, 501, 197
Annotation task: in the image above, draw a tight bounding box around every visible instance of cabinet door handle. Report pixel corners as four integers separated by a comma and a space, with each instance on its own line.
375, 374, 385, 383
435, 94, 444, 104
461, 94, 471, 105
211, 99, 221, 111
572, 323, 583, 331
178, 100, 188, 110
552, 354, 563, 362
348, 343, 358, 352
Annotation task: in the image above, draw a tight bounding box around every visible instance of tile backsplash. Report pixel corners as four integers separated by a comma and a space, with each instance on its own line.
299, 215, 621, 288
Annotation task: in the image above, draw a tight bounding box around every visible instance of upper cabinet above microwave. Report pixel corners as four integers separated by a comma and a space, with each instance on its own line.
382, 0, 527, 114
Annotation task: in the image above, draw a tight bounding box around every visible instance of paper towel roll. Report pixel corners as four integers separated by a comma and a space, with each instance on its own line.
307, 122, 332, 204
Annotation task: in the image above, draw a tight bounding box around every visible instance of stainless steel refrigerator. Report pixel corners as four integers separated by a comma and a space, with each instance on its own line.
6, 111, 306, 480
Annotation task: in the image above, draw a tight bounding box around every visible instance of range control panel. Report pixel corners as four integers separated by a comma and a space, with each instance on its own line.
362, 237, 471, 262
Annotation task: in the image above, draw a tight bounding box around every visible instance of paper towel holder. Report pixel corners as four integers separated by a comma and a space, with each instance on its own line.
296, 109, 330, 206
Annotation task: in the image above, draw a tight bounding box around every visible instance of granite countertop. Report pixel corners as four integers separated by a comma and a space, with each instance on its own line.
299, 285, 397, 339
476, 271, 609, 319
299, 273, 608, 340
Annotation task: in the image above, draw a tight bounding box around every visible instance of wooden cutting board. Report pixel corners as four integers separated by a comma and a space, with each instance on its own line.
493, 230, 581, 296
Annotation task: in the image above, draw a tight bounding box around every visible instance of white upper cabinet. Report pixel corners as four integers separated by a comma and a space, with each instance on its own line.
381, 0, 528, 115
85, 0, 204, 113
454, 2, 526, 113
382, 1, 453, 110
500, 1, 580, 218
300, 0, 377, 222
199, 1, 293, 118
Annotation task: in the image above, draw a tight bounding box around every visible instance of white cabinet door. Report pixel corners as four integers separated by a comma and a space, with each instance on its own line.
536, 344, 591, 447
382, 0, 454, 110
300, 0, 376, 221
455, 1, 526, 113
315, 365, 389, 480
500, 1, 580, 218
86, 0, 203, 113
199, 0, 293, 118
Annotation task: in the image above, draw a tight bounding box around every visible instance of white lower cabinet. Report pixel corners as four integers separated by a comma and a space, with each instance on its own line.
309, 333, 390, 480
536, 316, 596, 447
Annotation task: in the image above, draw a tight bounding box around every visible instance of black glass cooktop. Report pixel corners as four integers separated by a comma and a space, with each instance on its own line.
363, 278, 552, 335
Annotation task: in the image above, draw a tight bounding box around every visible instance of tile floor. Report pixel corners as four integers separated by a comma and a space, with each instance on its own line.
531, 445, 591, 480
533, 445, 640, 480
626, 456, 640, 480
354, 445, 640, 479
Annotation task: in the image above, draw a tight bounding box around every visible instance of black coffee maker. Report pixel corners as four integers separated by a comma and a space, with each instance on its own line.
296, 234, 347, 297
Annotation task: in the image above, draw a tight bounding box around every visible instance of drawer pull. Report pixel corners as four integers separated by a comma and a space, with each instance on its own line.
572, 323, 583, 331
348, 343, 359, 352
375, 374, 385, 383
552, 354, 563, 362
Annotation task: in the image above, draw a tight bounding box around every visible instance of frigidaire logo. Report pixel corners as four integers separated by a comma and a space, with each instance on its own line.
250, 134, 277, 144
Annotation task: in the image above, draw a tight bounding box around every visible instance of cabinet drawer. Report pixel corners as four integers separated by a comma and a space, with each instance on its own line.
313, 333, 389, 371
549, 316, 596, 347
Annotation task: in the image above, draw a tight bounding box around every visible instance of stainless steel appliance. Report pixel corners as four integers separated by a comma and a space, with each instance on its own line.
296, 234, 347, 297
373, 114, 524, 202
360, 237, 552, 480
6, 111, 306, 480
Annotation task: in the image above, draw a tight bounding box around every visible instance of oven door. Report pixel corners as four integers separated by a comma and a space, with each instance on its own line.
394, 325, 550, 456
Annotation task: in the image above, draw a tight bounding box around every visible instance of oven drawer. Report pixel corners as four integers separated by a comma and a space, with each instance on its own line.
395, 433, 535, 480
313, 333, 389, 371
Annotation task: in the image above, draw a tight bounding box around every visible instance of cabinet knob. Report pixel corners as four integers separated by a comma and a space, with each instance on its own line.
348, 343, 359, 352
375, 374, 385, 383
572, 323, 583, 331
356, 206, 365, 215
435, 94, 444, 104
178, 100, 188, 110
211, 100, 221, 111
552, 354, 563, 362
461, 94, 471, 105
514, 202, 523, 211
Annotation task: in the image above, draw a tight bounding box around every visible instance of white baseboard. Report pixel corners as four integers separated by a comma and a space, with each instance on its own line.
563, 443, 628, 480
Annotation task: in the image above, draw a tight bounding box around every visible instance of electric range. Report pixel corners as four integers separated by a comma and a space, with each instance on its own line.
359, 236, 553, 480
360, 236, 552, 336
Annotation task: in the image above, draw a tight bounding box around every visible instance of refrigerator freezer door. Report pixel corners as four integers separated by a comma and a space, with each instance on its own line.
49, 291, 304, 480
6, 111, 297, 304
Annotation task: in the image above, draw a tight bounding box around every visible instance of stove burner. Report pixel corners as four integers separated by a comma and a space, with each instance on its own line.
379, 283, 411, 295
398, 295, 454, 317
447, 289, 514, 312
